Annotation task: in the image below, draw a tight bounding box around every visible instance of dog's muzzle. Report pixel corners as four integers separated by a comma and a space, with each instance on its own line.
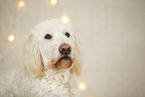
53, 44, 73, 70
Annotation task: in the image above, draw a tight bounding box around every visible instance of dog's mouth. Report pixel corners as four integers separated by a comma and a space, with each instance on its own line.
54, 55, 73, 70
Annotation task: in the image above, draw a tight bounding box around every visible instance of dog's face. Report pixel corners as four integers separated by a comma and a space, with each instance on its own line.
36, 19, 75, 70
22, 19, 81, 77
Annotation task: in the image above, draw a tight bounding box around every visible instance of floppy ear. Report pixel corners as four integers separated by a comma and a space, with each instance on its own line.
21, 33, 44, 77
70, 33, 82, 76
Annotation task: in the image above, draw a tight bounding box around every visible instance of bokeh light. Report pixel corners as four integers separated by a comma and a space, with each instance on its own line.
60, 15, 70, 24
50, 0, 57, 5
18, 1, 25, 8
78, 82, 87, 91
8, 35, 15, 42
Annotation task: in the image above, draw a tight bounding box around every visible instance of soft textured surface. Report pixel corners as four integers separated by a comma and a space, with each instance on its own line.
0, 19, 81, 97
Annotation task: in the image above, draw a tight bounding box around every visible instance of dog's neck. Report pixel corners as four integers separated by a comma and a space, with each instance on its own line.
42, 69, 72, 83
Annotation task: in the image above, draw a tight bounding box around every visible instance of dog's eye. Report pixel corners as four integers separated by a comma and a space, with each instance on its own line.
65, 32, 70, 38
45, 34, 52, 40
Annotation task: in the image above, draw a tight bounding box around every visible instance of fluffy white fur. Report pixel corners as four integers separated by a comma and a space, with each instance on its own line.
0, 19, 82, 97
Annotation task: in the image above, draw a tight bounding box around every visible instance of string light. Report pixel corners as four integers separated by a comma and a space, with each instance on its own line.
78, 82, 87, 91
61, 15, 70, 24
8, 35, 15, 42
18, 1, 25, 8
50, 0, 57, 5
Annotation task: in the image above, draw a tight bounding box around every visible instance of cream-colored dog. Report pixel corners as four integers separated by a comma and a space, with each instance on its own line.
0, 19, 82, 97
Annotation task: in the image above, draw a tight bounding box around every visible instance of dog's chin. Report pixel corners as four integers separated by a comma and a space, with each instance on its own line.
51, 56, 73, 70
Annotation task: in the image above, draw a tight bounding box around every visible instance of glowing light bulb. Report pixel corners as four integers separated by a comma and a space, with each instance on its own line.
50, 0, 57, 5
61, 16, 70, 24
18, 1, 25, 8
78, 82, 87, 91
8, 35, 15, 42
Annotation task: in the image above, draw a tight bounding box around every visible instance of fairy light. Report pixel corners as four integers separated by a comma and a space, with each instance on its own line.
61, 15, 70, 24
18, 1, 25, 8
8, 35, 15, 42
78, 82, 87, 91
50, 0, 57, 5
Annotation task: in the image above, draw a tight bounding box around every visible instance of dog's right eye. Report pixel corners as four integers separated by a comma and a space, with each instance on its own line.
45, 34, 52, 40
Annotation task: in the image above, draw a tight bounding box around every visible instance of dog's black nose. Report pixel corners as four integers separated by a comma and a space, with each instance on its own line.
59, 44, 71, 55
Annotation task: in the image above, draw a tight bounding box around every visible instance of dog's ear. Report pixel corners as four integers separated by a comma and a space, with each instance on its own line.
21, 33, 44, 77
70, 33, 82, 76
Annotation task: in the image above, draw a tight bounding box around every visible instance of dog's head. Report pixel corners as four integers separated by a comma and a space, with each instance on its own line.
21, 19, 82, 77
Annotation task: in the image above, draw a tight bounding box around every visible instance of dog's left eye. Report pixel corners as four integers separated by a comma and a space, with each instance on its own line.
65, 32, 70, 38
45, 34, 52, 40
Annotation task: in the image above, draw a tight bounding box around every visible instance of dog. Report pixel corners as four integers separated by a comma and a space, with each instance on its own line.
0, 19, 82, 97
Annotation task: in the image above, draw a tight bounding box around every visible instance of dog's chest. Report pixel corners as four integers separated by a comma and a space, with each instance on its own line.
34, 73, 72, 96
14, 71, 73, 97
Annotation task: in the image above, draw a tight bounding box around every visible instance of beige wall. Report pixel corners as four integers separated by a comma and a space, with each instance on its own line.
0, 0, 145, 97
